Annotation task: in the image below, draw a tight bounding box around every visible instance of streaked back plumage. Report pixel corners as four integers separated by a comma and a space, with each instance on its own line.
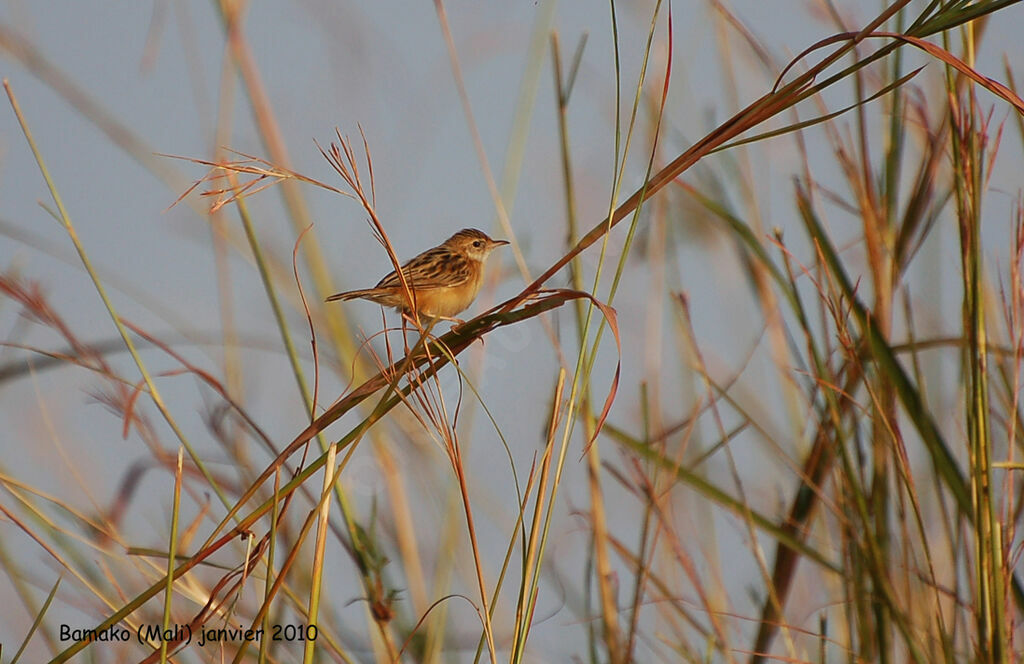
325, 228, 509, 319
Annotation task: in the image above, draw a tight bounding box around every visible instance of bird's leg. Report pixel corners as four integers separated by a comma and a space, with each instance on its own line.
400, 311, 435, 332
450, 318, 487, 347
399, 312, 443, 360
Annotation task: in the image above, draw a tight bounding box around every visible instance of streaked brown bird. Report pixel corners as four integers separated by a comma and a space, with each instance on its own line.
326, 228, 509, 321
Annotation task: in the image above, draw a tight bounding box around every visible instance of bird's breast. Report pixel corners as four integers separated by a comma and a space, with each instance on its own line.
418, 267, 484, 317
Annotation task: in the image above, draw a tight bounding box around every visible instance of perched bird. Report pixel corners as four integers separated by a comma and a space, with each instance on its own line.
326, 228, 509, 321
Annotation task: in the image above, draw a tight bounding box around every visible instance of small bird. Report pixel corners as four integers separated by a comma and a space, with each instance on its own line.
326, 228, 509, 321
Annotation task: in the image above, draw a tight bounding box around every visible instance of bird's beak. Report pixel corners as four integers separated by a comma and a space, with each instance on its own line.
493, 239, 510, 247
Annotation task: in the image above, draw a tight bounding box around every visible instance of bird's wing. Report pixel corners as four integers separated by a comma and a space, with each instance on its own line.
375, 247, 473, 290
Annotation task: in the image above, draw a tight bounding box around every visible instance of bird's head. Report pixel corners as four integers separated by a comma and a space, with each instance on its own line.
446, 228, 510, 262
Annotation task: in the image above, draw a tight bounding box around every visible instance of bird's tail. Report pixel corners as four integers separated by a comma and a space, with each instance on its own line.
325, 289, 374, 303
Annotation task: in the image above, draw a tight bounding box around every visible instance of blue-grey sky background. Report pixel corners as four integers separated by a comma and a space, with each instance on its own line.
2, 1, 1024, 661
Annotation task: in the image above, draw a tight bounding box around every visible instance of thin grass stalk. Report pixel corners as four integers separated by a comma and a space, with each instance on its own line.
229, 454, 381, 664
629, 455, 734, 659
591, 7, 672, 659
347, 327, 469, 655
799, 198, 930, 664
884, 9, 908, 227
894, 292, 956, 658
229, 177, 393, 649
950, 72, 1009, 664
869, 318, 956, 659
3, 79, 233, 510
389, 345, 483, 658
47, 369, 421, 662
0, 413, 84, 658
710, 0, 807, 453
202, 40, 248, 463
398, 323, 530, 662
267, 584, 353, 663
856, 50, 897, 664
551, 29, 605, 661
257, 468, 282, 664
520, 1, 627, 648
499, 0, 1024, 327
373, 446, 430, 636
750, 69, 933, 655
602, 419, 838, 571
676, 294, 775, 664
465, 436, 544, 664
618, 358, 651, 651
582, 0, 671, 345
0, 24, 194, 195
527, 260, 603, 647
603, 534, 708, 662
622, 383, 658, 661
584, 442, 618, 659
388, 335, 471, 645
158, 449, 184, 663
413, 339, 500, 664
303, 440, 338, 664
506, 35, 580, 664
492, 0, 557, 238
598, 25, 672, 659
222, 182, 403, 653
413, 343, 518, 660
398, 9, 571, 644
229, 191, 312, 413
1003, 203, 1024, 658
509, 369, 565, 662
425, 481, 466, 662
834, 32, 898, 661
556, 29, 627, 660
215, 3, 352, 350
431, 0, 530, 283
0, 502, 142, 657
209, 46, 246, 458
573, 3, 670, 659
553, 30, 588, 339
19, 5, 1024, 659
9, 575, 60, 664
397, 338, 528, 664
449, 442, 498, 664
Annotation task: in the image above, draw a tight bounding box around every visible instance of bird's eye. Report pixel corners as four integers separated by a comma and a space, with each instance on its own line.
473, 240, 483, 248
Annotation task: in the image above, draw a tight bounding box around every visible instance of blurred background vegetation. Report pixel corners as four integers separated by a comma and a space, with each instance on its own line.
1, 1, 1023, 662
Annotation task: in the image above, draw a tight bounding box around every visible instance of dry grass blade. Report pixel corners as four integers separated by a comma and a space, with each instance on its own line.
161, 149, 349, 212
316, 130, 423, 328
9, 2, 1024, 662
777, 30, 1024, 113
